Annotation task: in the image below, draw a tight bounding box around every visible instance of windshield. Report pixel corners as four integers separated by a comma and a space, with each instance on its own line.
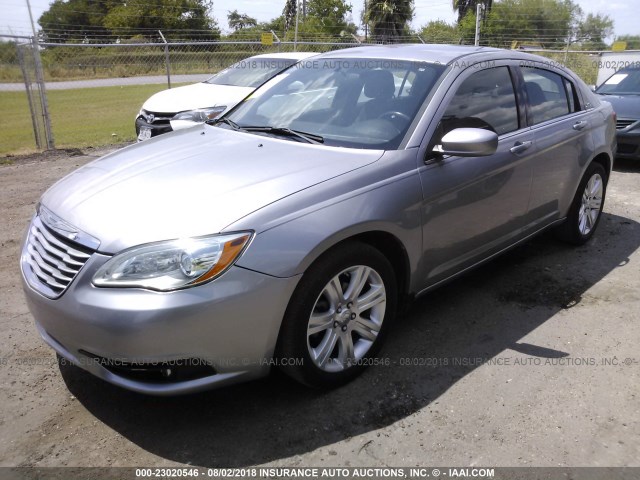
596, 68, 640, 95
223, 58, 446, 150
205, 58, 298, 88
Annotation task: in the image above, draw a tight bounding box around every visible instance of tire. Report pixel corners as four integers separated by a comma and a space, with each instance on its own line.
276, 242, 397, 389
556, 162, 607, 245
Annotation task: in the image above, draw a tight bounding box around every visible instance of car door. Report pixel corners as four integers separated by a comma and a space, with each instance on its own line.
518, 65, 596, 230
417, 63, 535, 289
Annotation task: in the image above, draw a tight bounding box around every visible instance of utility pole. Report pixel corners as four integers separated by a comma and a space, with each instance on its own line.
364, 0, 368, 42
294, 0, 300, 51
158, 30, 171, 89
474, 2, 483, 46
302, 0, 307, 18
26, 0, 54, 149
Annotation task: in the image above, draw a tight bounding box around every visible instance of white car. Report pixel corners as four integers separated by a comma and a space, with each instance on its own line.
135, 52, 317, 141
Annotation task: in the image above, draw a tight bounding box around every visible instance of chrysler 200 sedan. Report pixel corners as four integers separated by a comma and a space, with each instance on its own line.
21, 45, 616, 395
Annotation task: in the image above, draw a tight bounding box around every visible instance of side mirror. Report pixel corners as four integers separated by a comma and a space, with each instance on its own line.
433, 128, 498, 157
589, 85, 596, 92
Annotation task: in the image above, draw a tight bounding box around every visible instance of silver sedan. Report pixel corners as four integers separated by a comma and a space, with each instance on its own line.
21, 45, 616, 395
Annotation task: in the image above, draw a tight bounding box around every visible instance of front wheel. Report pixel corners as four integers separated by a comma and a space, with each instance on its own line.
556, 162, 607, 245
276, 242, 397, 388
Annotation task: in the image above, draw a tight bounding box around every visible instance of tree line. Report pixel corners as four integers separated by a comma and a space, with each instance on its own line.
34, 0, 626, 50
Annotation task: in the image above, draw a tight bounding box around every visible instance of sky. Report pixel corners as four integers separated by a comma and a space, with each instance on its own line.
0, 0, 636, 39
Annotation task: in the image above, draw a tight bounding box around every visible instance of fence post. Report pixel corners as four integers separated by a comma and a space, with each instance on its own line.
563, 38, 571, 67
17, 44, 42, 149
158, 30, 171, 89
271, 30, 281, 52
31, 36, 54, 149
26, 0, 54, 149
474, 3, 482, 47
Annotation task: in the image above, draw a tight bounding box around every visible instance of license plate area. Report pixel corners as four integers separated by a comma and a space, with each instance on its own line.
137, 126, 152, 142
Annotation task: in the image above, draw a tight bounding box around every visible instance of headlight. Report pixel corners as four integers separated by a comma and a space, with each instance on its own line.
171, 106, 226, 123
93, 232, 252, 291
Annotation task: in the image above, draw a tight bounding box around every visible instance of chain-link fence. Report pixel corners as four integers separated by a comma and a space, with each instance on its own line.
0, 36, 630, 156
1, 38, 360, 87
1, 36, 55, 153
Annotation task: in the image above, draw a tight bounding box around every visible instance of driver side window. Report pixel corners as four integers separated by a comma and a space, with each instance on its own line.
438, 66, 519, 138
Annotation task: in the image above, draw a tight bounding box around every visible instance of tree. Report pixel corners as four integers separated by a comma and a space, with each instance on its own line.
452, 0, 492, 25
283, 0, 297, 33
365, 0, 414, 43
575, 13, 614, 50
227, 10, 258, 31
39, 0, 220, 42
448, 0, 613, 50
39, 0, 113, 42
306, 0, 353, 36
480, 0, 579, 49
103, 0, 219, 40
419, 20, 461, 44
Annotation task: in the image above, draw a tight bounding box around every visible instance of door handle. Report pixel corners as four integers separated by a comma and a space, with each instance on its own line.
510, 141, 532, 154
573, 121, 588, 131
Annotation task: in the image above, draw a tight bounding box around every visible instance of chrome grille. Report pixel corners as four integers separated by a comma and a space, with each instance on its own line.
22, 216, 95, 298
616, 119, 636, 130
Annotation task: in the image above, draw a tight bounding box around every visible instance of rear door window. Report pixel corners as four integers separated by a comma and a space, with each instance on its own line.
522, 67, 577, 124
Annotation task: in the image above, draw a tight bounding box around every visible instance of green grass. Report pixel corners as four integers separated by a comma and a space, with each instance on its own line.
0, 83, 186, 156
0, 89, 36, 155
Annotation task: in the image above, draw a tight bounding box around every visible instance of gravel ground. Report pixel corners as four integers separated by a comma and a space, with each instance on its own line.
0, 149, 638, 469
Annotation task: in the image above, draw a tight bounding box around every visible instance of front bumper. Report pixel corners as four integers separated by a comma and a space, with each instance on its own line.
21, 248, 300, 395
616, 129, 640, 160
135, 115, 173, 140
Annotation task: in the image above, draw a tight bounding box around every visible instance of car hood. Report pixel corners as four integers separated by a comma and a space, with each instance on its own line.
41, 125, 384, 254
142, 82, 253, 113
597, 93, 640, 119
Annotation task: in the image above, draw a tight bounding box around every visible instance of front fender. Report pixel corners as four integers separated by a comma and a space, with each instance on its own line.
232, 159, 424, 292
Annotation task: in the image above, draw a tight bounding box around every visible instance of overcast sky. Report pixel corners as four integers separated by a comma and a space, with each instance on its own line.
0, 0, 636, 39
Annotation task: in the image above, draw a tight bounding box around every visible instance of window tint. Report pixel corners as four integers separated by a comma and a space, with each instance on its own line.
440, 67, 519, 136
563, 78, 580, 113
522, 67, 574, 124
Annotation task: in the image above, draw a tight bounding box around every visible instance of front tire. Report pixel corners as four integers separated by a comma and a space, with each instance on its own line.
556, 162, 607, 245
276, 242, 397, 388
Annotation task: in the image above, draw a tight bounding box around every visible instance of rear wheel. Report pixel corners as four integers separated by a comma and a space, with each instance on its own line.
556, 162, 607, 245
276, 242, 397, 388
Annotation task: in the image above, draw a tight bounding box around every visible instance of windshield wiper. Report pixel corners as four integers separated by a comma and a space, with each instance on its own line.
243, 126, 324, 144
208, 117, 244, 130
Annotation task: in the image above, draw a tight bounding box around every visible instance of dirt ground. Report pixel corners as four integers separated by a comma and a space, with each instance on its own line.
0, 148, 638, 469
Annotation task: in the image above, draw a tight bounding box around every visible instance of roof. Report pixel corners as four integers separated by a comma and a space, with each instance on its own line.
249, 52, 319, 61
318, 43, 543, 65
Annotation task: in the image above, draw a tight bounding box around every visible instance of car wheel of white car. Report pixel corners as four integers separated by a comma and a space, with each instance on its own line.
277, 242, 397, 388
557, 162, 607, 245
